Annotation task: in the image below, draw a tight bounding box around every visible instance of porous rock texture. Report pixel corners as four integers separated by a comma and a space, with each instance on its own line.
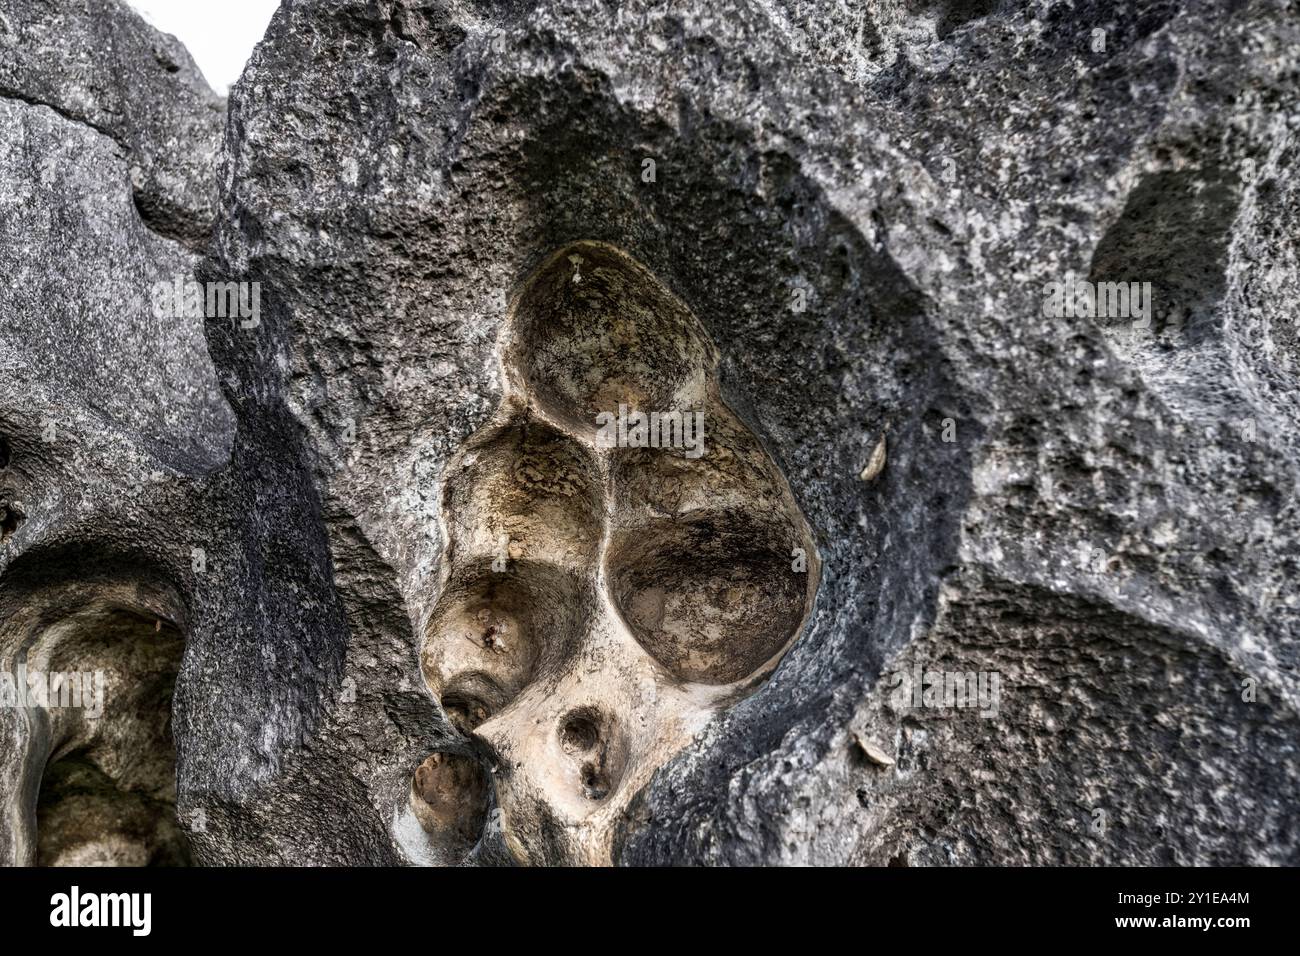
1, 0, 1297, 866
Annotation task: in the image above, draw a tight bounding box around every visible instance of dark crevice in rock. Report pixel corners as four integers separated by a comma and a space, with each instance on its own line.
131, 185, 215, 251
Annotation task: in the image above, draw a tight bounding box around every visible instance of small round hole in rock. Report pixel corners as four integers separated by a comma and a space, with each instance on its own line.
559, 709, 601, 755
410, 752, 489, 847
441, 691, 492, 734
420, 561, 594, 728
579, 762, 610, 801
0, 502, 22, 541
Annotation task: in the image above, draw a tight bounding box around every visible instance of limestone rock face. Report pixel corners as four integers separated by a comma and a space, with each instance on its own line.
0, 0, 226, 248
1, 0, 1297, 866
0, 0, 232, 866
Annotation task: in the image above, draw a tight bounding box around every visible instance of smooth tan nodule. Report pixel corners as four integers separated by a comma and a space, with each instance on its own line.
417, 242, 819, 865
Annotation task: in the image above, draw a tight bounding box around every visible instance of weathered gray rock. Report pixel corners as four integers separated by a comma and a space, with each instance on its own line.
2, 0, 1297, 866
0, 0, 232, 866
0, 0, 226, 248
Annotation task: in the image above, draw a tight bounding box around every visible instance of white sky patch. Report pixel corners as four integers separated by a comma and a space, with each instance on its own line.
126, 0, 281, 94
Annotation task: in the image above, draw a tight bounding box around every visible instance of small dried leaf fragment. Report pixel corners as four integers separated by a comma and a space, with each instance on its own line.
860, 434, 887, 482
854, 732, 895, 767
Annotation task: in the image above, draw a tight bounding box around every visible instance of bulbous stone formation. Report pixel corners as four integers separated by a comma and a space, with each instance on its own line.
418, 243, 817, 864
1, 0, 1299, 867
